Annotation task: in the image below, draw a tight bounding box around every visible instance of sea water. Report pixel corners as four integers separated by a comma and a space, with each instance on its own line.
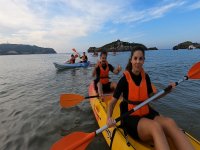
0, 49, 200, 150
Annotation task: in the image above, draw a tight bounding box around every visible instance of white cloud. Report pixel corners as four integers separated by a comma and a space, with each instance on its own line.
0, 0, 193, 52
114, 1, 186, 23
0, 1, 41, 29
0, 0, 122, 51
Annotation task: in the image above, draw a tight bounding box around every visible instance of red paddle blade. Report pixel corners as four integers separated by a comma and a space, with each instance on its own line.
51, 132, 95, 150
72, 48, 77, 53
187, 62, 200, 79
60, 94, 84, 108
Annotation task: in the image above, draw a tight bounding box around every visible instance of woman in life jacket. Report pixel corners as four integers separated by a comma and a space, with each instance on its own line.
107, 46, 194, 150
92, 51, 122, 100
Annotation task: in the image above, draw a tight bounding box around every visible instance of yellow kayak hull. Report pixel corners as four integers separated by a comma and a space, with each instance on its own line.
88, 82, 200, 150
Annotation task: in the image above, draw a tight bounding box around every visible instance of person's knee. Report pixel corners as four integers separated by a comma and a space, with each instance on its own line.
111, 82, 117, 89
138, 119, 163, 140
163, 117, 178, 130
149, 121, 163, 135
165, 117, 176, 126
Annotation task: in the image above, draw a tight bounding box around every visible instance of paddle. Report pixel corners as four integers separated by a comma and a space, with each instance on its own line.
51, 62, 200, 150
72, 48, 80, 57
72, 48, 83, 62
60, 93, 112, 108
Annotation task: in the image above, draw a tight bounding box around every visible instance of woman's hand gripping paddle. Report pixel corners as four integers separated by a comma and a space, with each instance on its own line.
52, 62, 200, 150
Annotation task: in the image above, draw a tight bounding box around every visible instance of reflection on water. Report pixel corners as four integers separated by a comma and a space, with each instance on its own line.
0, 50, 200, 150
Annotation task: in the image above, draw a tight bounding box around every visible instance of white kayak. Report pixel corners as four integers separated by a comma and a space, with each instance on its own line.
53, 61, 90, 70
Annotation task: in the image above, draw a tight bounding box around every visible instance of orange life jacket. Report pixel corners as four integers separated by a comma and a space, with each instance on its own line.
99, 61, 109, 84
124, 69, 150, 116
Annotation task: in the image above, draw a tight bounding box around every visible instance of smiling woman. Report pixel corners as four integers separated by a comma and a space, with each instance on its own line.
106, 47, 200, 150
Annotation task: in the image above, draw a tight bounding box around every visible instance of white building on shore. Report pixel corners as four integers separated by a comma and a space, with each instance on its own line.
188, 45, 196, 49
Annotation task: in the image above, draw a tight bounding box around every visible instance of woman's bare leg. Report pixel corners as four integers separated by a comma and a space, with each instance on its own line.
137, 118, 170, 150
97, 82, 104, 100
97, 82, 103, 94
154, 116, 194, 150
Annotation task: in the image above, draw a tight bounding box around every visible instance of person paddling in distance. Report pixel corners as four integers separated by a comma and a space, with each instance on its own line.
66, 54, 76, 64
79, 52, 88, 63
92, 51, 122, 100
107, 46, 194, 150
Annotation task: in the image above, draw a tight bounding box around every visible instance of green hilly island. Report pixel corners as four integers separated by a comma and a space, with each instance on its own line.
0, 44, 56, 55
173, 41, 200, 50
88, 40, 158, 53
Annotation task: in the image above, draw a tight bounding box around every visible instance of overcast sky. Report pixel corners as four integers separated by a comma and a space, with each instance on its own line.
0, 0, 200, 53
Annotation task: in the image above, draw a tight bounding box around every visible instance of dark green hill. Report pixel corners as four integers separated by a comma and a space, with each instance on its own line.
88, 40, 157, 53
0, 44, 56, 55
173, 41, 200, 50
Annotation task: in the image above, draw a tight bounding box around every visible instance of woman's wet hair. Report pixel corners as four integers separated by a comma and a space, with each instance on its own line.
125, 46, 145, 72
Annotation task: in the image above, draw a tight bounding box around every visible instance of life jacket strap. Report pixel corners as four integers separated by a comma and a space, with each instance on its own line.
123, 98, 142, 105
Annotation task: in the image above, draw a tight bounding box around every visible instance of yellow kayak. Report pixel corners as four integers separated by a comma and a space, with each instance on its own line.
88, 82, 200, 150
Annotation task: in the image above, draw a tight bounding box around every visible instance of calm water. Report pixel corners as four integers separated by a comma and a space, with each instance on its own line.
0, 50, 200, 150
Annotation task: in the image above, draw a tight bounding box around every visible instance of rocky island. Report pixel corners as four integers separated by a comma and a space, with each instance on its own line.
0, 44, 56, 55
88, 40, 157, 53
173, 41, 200, 50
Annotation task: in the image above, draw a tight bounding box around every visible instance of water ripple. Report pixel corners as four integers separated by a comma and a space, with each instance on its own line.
0, 51, 200, 150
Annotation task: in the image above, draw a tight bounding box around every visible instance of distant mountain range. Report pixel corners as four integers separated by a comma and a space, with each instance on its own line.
88, 40, 158, 53
0, 44, 56, 55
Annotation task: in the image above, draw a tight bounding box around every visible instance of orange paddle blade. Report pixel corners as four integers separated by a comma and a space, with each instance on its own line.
51, 132, 95, 150
60, 94, 84, 108
187, 62, 200, 79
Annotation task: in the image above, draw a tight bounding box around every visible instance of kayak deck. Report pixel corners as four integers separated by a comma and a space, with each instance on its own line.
53, 61, 90, 70
88, 82, 200, 150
